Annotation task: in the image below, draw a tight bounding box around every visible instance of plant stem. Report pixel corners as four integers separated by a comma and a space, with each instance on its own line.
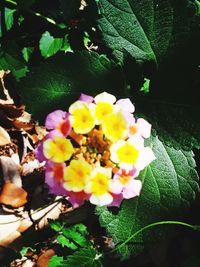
110, 220, 200, 254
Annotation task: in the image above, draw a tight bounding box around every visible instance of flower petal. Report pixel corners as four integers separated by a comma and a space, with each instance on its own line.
123, 179, 142, 199
45, 110, 68, 130
116, 98, 135, 113
136, 118, 151, 139
94, 92, 116, 104
79, 93, 94, 103
135, 147, 156, 171
90, 193, 113, 206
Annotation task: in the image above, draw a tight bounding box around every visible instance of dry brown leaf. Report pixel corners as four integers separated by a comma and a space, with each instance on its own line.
0, 156, 22, 186
36, 249, 55, 267
0, 182, 28, 208
0, 126, 11, 145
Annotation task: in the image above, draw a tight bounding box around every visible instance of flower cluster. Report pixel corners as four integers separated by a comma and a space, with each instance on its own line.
35, 92, 155, 207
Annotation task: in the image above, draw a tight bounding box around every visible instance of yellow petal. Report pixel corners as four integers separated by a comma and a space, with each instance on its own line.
43, 137, 74, 163
102, 112, 128, 142
69, 101, 95, 134
64, 158, 92, 192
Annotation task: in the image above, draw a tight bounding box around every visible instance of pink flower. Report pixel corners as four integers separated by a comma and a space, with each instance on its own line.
45, 161, 67, 195
112, 169, 142, 199
109, 193, 123, 207
45, 110, 71, 137
116, 98, 135, 114
67, 191, 90, 208
129, 118, 151, 139
35, 142, 46, 162
79, 93, 94, 103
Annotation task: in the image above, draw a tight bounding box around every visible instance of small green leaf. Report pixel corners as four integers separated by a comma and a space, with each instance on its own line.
5, 8, 16, 32
62, 248, 103, 267
48, 219, 63, 232
48, 255, 64, 267
19, 247, 36, 258
57, 235, 78, 250
39, 31, 63, 58
22, 47, 34, 62
140, 78, 150, 93
62, 229, 89, 248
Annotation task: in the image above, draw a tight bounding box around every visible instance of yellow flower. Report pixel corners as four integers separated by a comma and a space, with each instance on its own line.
43, 137, 74, 163
102, 112, 128, 142
110, 139, 140, 170
85, 167, 113, 206
94, 92, 116, 124
95, 102, 114, 124
64, 158, 92, 192
69, 101, 95, 134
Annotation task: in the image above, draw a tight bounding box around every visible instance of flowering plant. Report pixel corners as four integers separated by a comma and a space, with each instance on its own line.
36, 92, 155, 207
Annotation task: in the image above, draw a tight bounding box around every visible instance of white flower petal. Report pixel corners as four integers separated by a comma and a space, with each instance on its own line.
116, 98, 135, 113
135, 147, 156, 171
123, 179, 142, 199
90, 193, 113, 206
94, 92, 116, 104
137, 118, 151, 139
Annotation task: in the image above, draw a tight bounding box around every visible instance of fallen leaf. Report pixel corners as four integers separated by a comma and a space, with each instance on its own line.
0, 156, 22, 186
0, 126, 11, 145
36, 249, 55, 267
0, 182, 27, 208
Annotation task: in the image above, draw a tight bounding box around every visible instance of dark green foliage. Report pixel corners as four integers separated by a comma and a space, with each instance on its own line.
96, 135, 199, 259
0, 0, 200, 264
18, 51, 126, 121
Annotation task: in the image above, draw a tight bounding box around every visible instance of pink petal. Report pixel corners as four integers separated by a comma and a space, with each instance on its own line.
45, 110, 68, 130
110, 179, 123, 194
116, 98, 135, 114
123, 179, 142, 199
136, 118, 151, 139
67, 191, 90, 208
79, 93, 94, 103
35, 142, 46, 162
109, 193, 123, 207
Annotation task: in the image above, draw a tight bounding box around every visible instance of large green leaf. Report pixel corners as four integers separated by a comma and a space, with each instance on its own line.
18, 51, 126, 121
136, 100, 200, 151
96, 135, 199, 259
97, 0, 192, 64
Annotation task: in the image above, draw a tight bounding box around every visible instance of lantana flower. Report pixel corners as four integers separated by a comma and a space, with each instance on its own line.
35, 91, 156, 208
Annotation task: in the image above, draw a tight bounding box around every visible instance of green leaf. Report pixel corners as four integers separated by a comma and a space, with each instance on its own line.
22, 47, 34, 62
19, 246, 36, 258
57, 235, 78, 250
5, 8, 16, 32
62, 229, 89, 248
140, 78, 150, 93
137, 102, 200, 151
62, 248, 103, 267
48, 219, 63, 232
18, 51, 126, 121
96, 134, 199, 259
48, 255, 64, 267
0, 42, 28, 80
98, 0, 191, 64
39, 31, 63, 58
